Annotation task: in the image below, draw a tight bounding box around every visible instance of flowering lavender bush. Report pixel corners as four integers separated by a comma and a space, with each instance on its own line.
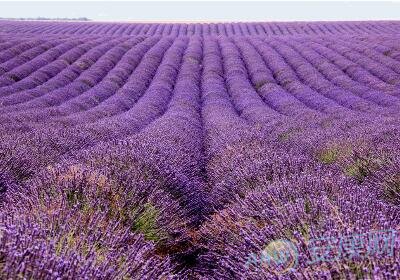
0, 20, 400, 279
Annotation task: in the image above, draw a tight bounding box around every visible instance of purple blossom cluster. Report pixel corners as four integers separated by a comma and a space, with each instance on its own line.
0, 20, 400, 279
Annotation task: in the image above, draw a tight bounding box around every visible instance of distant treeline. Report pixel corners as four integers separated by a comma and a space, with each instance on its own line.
0, 17, 90, 21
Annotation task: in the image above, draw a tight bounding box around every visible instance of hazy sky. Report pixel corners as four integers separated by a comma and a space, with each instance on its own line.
1, 1, 400, 22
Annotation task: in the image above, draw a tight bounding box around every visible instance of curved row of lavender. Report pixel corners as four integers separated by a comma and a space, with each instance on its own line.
1, 20, 400, 37
0, 21, 399, 279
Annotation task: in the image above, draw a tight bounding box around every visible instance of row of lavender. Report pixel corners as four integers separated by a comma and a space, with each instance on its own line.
1, 34, 400, 123
1, 20, 400, 37
0, 22, 399, 278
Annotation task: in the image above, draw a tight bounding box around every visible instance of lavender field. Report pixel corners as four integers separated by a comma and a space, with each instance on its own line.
0, 20, 399, 279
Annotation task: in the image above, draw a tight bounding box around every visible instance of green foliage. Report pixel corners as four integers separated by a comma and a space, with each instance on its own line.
278, 127, 302, 142
348, 261, 372, 279
298, 222, 310, 242
317, 143, 354, 165
132, 203, 166, 242
55, 230, 75, 256
343, 156, 381, 183
383, 173, 400, 204
317, 147, 340, 164
304, 198, 312, 214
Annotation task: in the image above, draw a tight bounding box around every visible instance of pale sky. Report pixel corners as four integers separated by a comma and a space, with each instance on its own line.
0, 1, 400, 22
